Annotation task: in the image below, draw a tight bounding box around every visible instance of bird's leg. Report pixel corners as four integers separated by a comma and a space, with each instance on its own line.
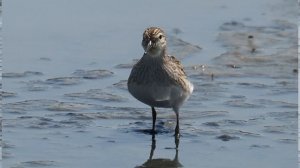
175, 112, 180, 137
151, 107, 157, 134
174, 108, 180, 149
175, 133, 180, 150
149, 134, 156, 160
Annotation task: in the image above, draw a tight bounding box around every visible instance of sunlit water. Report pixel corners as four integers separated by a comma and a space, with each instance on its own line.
2, 0, 298, 168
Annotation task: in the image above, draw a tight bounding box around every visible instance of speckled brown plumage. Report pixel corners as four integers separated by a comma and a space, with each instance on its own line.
127, 27, 193, 137
128, 55, 189, 90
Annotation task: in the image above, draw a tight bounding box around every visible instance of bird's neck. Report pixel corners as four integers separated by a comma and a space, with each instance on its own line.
143, 48, 167, 61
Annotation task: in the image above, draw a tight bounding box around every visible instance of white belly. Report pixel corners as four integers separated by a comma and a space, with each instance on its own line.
128, 83, 191, 108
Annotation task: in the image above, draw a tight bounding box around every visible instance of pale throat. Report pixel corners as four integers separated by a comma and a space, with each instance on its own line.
145, 47, 166, 58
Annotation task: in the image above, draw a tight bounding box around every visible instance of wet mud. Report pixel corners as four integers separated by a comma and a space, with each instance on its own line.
2, 0, 298, 167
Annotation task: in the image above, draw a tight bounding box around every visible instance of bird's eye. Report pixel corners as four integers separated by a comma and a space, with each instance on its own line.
159, 35, 163, 39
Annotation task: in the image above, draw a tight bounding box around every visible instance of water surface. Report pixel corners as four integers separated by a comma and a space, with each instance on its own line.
2, 0, 298, 168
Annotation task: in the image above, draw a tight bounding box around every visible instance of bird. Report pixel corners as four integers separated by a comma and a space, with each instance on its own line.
127, 27, 193, 137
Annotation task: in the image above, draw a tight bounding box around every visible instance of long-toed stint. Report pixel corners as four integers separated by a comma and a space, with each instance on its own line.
128, 27, 193, 137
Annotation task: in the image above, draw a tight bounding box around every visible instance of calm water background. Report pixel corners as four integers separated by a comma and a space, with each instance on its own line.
2, 0, 298, 168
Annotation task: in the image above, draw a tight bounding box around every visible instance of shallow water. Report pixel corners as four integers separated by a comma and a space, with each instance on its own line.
2, 0, 298, 168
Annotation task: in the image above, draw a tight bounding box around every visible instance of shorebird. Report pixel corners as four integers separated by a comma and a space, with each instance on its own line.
128, 27, 193, 137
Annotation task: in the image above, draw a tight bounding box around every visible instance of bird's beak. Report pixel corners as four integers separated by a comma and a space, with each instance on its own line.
145, 40, 152, 54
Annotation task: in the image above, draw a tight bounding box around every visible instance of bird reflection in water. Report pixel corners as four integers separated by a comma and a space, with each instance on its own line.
135, 135, 183, 168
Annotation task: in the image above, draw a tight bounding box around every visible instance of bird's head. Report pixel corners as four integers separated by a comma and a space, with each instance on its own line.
142, 27, 167, 57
